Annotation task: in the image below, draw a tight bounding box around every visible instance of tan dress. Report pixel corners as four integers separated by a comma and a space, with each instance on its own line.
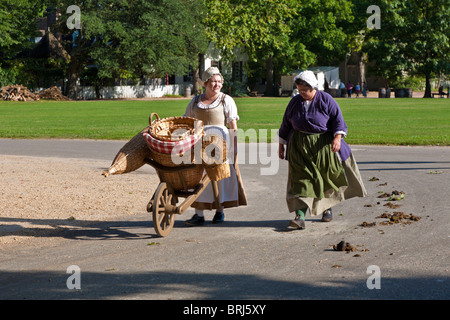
185, 93, 247, 210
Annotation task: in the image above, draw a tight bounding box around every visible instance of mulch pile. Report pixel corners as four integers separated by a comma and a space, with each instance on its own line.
0, 85, 39, 101
38, 86, 70, 101
0, 85, 70, 101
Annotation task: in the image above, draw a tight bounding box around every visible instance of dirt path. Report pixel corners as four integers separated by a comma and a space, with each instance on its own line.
0, 155, 159, 246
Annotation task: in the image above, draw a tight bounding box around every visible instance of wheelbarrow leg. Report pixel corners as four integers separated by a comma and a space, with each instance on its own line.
174, 174, 211, 215
146, 194, 155, 212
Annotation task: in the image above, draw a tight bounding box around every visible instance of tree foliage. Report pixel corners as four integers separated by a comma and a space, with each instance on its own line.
0, 0, 46, 53
204, 0, 354, 94
0, 0, 48, 86
290, 0, 354, 68
363, 0, 450, 97
3, 0, 448, 99
51, 0, 208, 98
204, 0, 296, 61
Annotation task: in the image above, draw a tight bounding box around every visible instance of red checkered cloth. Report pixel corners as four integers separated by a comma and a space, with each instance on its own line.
143, 132, 200, 154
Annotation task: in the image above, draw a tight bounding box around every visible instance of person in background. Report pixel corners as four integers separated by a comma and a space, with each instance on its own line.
438, 85, 444, 98
355, 82, 361, 98
339, 82, 346, 98
362, 82, 368, 98
346, 81, 353, 98
278, 71, 367, 230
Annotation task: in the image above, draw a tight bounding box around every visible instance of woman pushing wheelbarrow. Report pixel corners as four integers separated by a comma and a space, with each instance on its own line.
183, 67, 247, 226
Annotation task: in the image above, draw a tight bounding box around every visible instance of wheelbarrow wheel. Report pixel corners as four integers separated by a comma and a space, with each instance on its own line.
152, 182, 177, 237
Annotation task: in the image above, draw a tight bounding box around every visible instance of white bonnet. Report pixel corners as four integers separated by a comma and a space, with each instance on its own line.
293, 70, 318, 89
197, 67, 223, 87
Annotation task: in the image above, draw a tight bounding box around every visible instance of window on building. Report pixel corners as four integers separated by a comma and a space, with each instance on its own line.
232, 61, 243, 82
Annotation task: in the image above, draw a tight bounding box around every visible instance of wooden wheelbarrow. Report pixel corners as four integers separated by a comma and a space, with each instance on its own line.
144, 158, 219, 237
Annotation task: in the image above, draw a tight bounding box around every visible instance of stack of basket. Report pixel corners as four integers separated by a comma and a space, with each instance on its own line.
202, 134, 230, 181
143, 113, 204, 190
102, 126, 152, 177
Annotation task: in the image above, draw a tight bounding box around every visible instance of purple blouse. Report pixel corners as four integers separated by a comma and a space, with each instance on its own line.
278, 90, 351, 161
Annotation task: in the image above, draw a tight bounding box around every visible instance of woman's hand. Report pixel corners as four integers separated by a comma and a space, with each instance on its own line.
332, 134, 342, 153
278, 143, 285, 159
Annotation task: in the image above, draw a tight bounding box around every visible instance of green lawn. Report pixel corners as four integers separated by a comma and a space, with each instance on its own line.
0, 97, 449, 145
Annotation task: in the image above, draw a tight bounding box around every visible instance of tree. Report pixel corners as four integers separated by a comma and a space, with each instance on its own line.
204, 0, 297, 96
204, 0, 354, 95
51, 0, 208, 99
0, 0, 48, 86
364, 0, 450, 97
290, 0, 354, 67
272, 0, 354, 94
0, 0, 47, 55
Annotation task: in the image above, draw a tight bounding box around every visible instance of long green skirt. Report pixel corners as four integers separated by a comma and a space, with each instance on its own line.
288, 131, 348, 198
286, 131, 367, 216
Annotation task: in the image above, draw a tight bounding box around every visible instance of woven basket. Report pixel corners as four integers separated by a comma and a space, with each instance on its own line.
151, 148, 197, 167
157, 164, 204, 190
202, 135, 227, 164
149, 113, 203, 141
202, 135, 230, 181
146, 113, 205, 189
205, 161, 231, 181
103, 126, 152, 177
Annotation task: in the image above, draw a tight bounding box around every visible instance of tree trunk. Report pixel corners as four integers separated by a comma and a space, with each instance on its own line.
192, 53, 205, 95
264, 55, 274, 96
199, 53, 205, 77
65, 57, 82, 100
424, 71, 432, 98
273, 61, 280, 97
192, 67, 200, 95
358, 52, 366, 85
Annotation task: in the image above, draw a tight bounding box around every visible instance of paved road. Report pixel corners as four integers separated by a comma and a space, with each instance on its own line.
0, 139, 449, 301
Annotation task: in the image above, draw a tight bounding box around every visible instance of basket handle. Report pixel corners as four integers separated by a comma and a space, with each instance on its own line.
149, 113, 160, 126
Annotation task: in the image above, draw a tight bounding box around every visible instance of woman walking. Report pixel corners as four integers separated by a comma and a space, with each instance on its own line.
278, 71, 367, 229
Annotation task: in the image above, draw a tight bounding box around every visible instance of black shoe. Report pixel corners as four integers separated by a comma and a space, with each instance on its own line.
288, 215, 305, 229
321, 208, 333, 222
212, 211, 224, 224
185, 214, 205, 226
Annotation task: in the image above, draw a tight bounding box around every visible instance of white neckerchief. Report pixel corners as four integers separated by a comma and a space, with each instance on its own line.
303, 99, 312, 112
197, 92, 223, 109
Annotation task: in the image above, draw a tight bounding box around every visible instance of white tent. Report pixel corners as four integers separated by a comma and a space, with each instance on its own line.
285, 66, 341, 91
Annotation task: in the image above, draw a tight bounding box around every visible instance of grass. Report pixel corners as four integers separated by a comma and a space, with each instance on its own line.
337, 98, 450, 145
0, 97, 449, 145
